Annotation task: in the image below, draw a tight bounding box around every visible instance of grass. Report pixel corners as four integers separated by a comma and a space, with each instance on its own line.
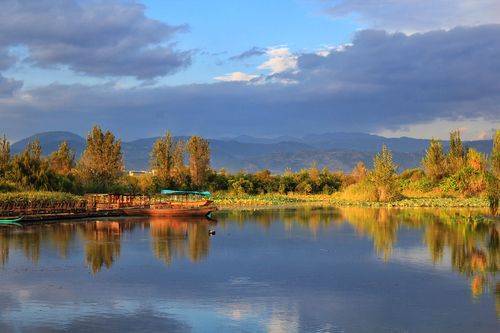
0, 191, 491, 213
0, 191, 84, 209
213, 192, 490, 209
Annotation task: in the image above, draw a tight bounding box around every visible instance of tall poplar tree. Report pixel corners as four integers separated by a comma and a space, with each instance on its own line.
447, 130, 464, 173
171, 139, 188, 188
0, 135, 10, 178
492, 129, 500, 178
150, 131, 174, 185
187, 136, 210, 188
371, 145, 399, 201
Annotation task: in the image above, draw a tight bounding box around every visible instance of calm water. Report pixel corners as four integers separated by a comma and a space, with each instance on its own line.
0, 207, 498, 332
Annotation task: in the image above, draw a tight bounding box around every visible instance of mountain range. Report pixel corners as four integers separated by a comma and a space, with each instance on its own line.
10, 131, 493, 173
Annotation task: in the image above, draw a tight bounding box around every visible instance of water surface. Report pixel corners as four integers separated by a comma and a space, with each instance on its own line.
0, 207, 498, 332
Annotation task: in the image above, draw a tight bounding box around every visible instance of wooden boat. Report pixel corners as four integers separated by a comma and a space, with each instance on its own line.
0, 216, 23, 227
121, 190, 217, 218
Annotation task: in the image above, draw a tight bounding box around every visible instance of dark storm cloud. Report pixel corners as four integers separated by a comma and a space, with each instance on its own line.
0, 0, 191, 79
1, 25, 499, 139
229, 47, 266, 61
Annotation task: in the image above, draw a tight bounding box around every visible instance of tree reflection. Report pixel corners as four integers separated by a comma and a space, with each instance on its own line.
80, 221, 124, 274
0, 207, 497, 304
150, 218, 212, 264
222, 207, 498, 300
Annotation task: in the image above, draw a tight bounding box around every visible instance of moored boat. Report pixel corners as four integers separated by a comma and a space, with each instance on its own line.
121, 190, 217, 218
0, 216, 23, 227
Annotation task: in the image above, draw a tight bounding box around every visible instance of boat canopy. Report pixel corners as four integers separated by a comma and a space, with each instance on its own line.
160, 190, 211, 197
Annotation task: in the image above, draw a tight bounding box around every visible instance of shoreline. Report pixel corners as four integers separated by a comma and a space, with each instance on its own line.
213, 193, 490, 209
0, 192, 494, 224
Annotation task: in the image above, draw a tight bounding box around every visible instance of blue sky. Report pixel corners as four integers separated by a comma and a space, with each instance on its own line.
142, 0, 361, 84
0, 0, 499, 141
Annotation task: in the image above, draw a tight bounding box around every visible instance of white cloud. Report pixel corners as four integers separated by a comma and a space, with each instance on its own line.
258, 48, 298, 74
214, 71, 259, 82
315, 44, 352, 57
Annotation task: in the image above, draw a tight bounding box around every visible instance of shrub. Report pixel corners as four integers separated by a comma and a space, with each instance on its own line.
230, 178, 254, 194
338, 180, 378, 201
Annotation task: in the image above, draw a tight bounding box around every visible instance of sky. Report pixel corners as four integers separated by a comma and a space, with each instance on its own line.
0, 0, 499, 141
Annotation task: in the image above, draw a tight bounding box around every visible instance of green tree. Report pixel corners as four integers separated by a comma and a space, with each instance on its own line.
77, 126, 123, 192
9, 139, 53, 190
187, 136, 210, 188
492, 129, 500, 178
49, 141, 75, 176
422, 139, 447, 182
447, 130, 465, 174
371, 145, 399, 201
171, 139, 189, 188
0, 135, 10, 179
150, 131, 174, 185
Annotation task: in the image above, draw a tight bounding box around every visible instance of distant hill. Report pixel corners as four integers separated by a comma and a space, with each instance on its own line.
11, 131, 86, 156
11, 131, 494, 173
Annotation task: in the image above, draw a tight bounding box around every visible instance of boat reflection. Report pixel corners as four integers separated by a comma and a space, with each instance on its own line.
0, 208, 498, 306
150, 218, 213, 265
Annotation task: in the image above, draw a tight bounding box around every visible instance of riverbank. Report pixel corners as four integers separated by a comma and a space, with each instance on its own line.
212, 193, 490, 209
0, 191, 494, 223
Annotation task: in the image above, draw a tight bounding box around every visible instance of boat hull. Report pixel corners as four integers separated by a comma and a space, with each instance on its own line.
121, 206, 216, 218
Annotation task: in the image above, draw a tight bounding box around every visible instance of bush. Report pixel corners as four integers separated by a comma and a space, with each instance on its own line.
338, 180, 378, 201
0, 180, 19, 193
0, 191, 84, 211
230, 178, 255, 194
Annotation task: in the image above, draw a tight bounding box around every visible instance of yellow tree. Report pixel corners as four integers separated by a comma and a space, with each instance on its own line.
422, 139, 447, 182
49, 141, 75, 176
187, 136, 210, 188
171, 139, 189, 188
0, 135, 10, 178
351, 161, 368, 183
77, 126, 123, 192
371, 145, 399, 202
492, 130, 500, 178
150, 131, 174, 186
447, 130, 465, 174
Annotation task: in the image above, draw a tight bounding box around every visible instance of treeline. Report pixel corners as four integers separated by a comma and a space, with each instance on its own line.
0, 127, 499, 209
342, 130, 499, 206
0, 126, 211, 194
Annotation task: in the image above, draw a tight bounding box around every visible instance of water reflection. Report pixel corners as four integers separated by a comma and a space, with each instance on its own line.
218, 207, 499, 301
0, 208, 498, 300
150, 218, 211, 264
0, 217, 215, 274
0, 207, 499, 331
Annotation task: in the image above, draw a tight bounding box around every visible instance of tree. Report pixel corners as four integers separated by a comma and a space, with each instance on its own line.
77, 126, 123, 192
171, 139, 189, 188
492, 129, 500, 178
9, 139, 53, 190
466, 148, 487, 172
447, 130, 464, 174
0, 135, 10, 178
351, 161, 368, 183
187, 136, 210, 188
150, 131, 174, 185
422, 139, 446, 182
371, 145, 399, 201
49, 141, 75, 176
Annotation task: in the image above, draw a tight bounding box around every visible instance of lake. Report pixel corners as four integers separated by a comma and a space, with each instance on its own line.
0, 207, 498, 332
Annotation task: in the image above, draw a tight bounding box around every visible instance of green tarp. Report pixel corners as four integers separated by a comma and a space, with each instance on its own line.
160, 190, 211, 197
